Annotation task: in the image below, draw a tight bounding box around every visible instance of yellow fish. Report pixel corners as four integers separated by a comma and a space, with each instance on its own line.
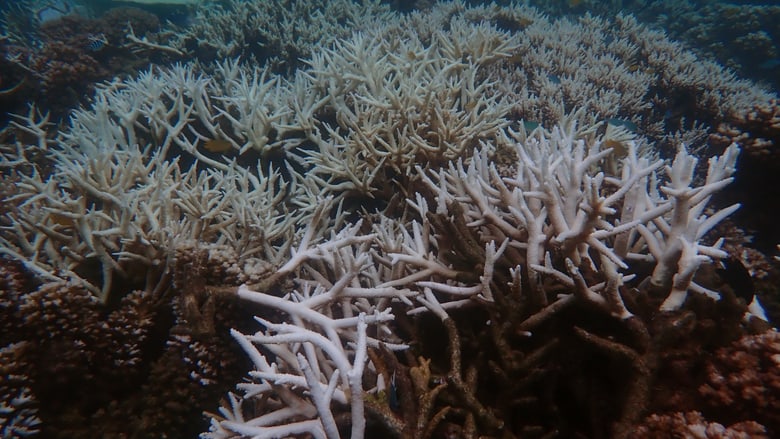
601, 139, 627, 158
202, 139, 233, 153
49, 212, 76, 228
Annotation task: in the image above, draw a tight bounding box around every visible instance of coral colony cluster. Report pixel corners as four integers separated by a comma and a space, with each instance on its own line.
1, 1, 780, 438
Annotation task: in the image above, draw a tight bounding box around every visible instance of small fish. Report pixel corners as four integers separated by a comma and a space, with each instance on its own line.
523, 120, 541, 131
601, 139, 627, 158
202, 138, 233, 153
716, 256, 754, 303
606, 118, 638, 132
48, 212, 76, 228
86, 33, 108, 52
388, 371, 400, 412
508, 53, 524, 64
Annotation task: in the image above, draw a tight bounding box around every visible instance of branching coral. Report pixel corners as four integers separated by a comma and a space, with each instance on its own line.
0, 63, 314, 302
432, 3, 776, 151
418, 123, 738, 312
172, 0, 392, 72
0, 15, 524, 301
200, 123, 743, 438
0, 1, 775, 438
203, 218, 413, 439
302, 22, 516, 194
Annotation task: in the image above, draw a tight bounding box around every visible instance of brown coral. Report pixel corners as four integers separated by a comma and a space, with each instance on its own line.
636, 411, 768, 439
0, 342, 40, 438
2, 7, 167, 118
711, 99, 780, 160
699, 331, 780, 434
0, 238, 262, 438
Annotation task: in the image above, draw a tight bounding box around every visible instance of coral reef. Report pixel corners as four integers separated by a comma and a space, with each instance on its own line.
1, 7, 165, 117
0, 63, 305, 301
171, 0, 392, 72
0, 1, 777, 438
197, 123, 758, 437
522, 1, 780, 91
651, 2, 780, 91
0, 14, 522, 301
711, 98, 780, 161
635, 411, 767, 439
699, 331, 780, 434
494, 9, 771, 152
0, 243, 256, 438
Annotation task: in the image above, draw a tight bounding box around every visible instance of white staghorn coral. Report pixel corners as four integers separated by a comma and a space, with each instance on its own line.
417, 2, 775, 148
0, 14, 523, 300
646, 145, 741, 310
204, 221, 412, 439
418, 122, 739, 314
171, 0, 392, 71
301, 21, 516, 195
203, 120, 741, 437
0, 63, 314, 301
3, 0, 762, 303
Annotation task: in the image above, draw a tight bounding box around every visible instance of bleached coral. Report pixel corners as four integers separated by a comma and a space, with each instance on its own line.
201, 121, 742, 438
418, 122, 739, 314
0, 1, 771, 437
419, 2, 775, 149
172, 0, 392, 72
0, 64, 313, 301
204, 221, 413, 439
1, 14, 521, 301
301, 21, 516, 194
